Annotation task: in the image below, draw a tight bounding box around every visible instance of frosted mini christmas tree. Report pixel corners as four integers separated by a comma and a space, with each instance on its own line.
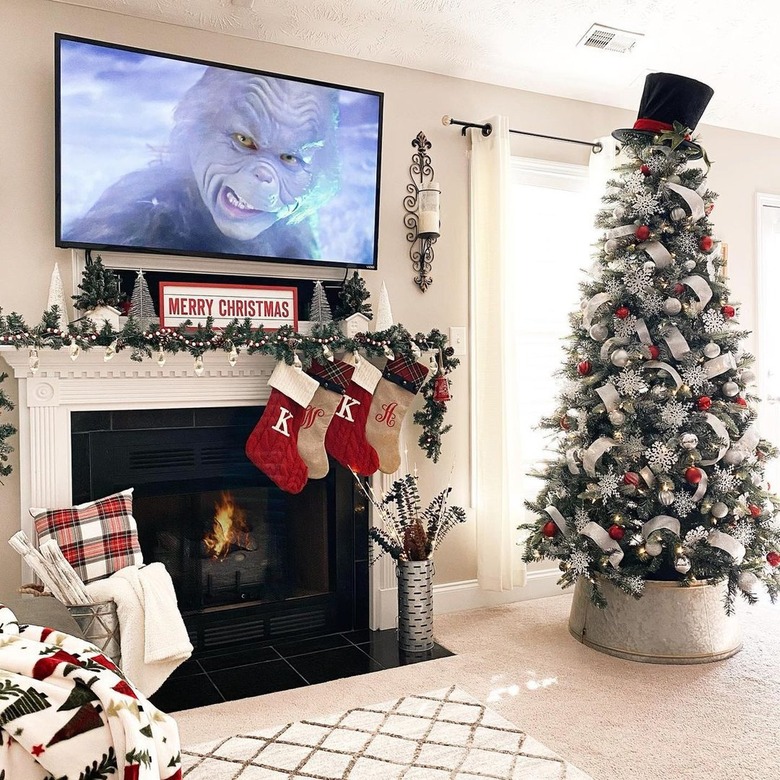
522, 73, 780, 612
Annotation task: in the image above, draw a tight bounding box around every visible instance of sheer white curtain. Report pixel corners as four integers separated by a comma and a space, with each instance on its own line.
468, 116, 525, 591
588, 136, 619, 217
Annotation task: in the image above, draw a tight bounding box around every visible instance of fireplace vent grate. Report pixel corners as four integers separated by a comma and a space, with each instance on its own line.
129, 448, 196, 471
269, 609, 327, 638
201, 447, 248, 466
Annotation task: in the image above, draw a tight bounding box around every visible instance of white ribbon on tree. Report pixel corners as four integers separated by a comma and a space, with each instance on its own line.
642, 360, 684, 389
581, 522, 624, 568
565, 448, 581, 475
680, 275, 713, 311
708, 529, 746, 564
704, 352, 736, 379
665, 181, 706, 222
596, 382, 622, 413
662, 326, 691, 360
582, 437, 618, 477
600, 336, 630, 362
545, 506, 570, 537
734, 425, 761, 453
696, 178, 709, 197
642, 515, 681, 556
640, 466, 656, 488
605, 225, 637, 240
692, 470, 709, 502
700, 413, 731, 466
638, 240, 673, 269
583, 292, 613, 329
635, 318, 653, 346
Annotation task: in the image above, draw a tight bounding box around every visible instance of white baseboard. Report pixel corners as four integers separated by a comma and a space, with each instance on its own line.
370, 567, 564, 630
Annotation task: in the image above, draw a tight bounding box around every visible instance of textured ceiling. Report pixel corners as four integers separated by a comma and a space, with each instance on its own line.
49, 0, 780, 138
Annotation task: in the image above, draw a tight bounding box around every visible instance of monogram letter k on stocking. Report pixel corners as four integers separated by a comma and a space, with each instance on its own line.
245, 361, 319, 493
366, 355, 430, 474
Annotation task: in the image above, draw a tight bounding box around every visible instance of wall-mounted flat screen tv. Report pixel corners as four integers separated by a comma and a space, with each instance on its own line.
55, 34, 383, 269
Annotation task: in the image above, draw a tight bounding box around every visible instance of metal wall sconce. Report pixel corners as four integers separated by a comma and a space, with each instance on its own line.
404, 131, 440, 292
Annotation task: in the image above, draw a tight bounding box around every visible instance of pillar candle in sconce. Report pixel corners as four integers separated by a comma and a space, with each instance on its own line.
417, 182, 441, 239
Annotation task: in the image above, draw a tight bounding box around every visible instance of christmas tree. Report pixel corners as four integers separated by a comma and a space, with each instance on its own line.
0, 371, 15, 481
72, 253, 125, 312
128, 270, 157, 328
522, 73, 780, 611
307, 280, 333, 323
334, 271, 373, 321
47, 263, 69, 328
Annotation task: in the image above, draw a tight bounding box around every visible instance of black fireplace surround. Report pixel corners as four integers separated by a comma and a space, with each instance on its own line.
71, 406, 369, 654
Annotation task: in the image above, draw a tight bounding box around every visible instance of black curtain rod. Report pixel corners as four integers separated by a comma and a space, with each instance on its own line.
442, 115, 603, 153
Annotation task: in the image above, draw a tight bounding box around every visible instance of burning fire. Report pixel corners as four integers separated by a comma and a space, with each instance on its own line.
203, 491, 252, 560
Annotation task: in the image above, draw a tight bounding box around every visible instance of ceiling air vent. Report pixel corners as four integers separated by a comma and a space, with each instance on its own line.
578, 24, 643, 54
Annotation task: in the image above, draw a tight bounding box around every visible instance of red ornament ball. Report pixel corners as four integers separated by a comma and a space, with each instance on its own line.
560, 416, 571, 431
697, 396, 712, 411
640, 164, 651, 176
648, 345, 660, 360
735, 397, 747, 407
635, 225, 651, 241
705, 202, 715, 215
577, 360, 592, 376
624, 471, 640, 486
685, 467, 703, 485
608, 525, 625, 541
542, 521, 558, 538
673, 283, 685, 295
722, 304, 736, 319
699, 235, 714, 252
749, 504, 761, 518
615, 306, 630, 319
767, 551, 780, 568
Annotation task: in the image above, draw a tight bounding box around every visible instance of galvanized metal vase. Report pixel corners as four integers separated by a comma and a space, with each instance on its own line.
66, 599, 122, 665
569, 576, 742, 664
397, 559, 434, 653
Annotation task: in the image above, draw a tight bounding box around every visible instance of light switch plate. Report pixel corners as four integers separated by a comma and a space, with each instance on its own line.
449, 326, 467, 356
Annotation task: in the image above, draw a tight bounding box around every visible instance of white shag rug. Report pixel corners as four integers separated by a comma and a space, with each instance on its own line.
181, 685, 592, 779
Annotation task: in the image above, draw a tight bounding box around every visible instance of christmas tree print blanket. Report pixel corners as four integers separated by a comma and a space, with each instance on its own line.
0, 604, 181, 780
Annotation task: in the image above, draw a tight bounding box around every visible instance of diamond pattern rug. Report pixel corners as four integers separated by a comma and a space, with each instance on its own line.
181, 686, 592, 779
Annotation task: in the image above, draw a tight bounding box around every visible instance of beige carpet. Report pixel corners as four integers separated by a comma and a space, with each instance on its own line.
175, 593, 780, 780
181, 686, 592, 778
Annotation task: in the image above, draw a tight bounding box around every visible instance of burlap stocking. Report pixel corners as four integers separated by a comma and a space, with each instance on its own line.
366, 355, 430, 474
297, 359, 355, 480
325, 356, 382, 476
245, 361, 319, 494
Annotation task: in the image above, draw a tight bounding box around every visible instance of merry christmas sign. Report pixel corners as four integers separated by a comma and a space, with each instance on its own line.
159, 282, 298, 330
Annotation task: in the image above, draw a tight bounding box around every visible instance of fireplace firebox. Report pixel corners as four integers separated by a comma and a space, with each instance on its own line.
71, 406, 369, 653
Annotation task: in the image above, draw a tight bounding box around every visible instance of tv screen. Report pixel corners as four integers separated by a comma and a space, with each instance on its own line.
55, 35, 383, 269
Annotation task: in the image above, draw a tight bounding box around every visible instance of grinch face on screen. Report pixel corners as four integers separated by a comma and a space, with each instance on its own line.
178, 70, 338, 242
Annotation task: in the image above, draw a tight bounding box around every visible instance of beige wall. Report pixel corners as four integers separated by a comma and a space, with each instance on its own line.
1, 0, 779, 596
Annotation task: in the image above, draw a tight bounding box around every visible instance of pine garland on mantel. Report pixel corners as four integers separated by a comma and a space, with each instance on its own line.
0, 307, 459, 462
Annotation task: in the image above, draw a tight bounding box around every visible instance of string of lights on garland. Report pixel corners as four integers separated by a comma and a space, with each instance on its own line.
0, 307, 459, 463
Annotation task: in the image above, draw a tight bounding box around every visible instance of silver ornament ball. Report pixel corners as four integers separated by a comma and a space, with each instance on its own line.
680, 432, 699, 450
671, 206, 687, 221
723, 447, 746, 466
711, 502, 729, 519
589, 323, 609, 341
608, 409, 626, 426
683, 259, 696, 271
738, 571, 758, 593
651, 384, 670, 400
643, 260, 656, 273
663, 298, 682, 315
614, 205, 627, 220
667, 174, 682, 185
604, 239, 619, 255
722, 381, 740, 397
675, 555, 692, 574
740, 369, 756, 385
658, 489, 674, 506
645, 539, 663, 556
611, 348, 630, 367
703, 342, 721, 358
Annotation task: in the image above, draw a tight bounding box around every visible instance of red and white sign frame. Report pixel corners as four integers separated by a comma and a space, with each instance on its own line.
159, 282, 298, 330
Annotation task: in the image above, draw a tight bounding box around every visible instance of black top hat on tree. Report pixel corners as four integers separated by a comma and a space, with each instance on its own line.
612, 72, 714, 159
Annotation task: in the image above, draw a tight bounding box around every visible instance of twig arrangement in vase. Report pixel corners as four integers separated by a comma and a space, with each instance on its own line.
352, 471, 466, 563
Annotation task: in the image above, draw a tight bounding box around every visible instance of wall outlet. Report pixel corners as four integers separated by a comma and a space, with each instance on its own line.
449, 326, 467, 356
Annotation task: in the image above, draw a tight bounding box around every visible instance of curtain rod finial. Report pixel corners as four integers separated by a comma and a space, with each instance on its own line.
441, 115, 452, 126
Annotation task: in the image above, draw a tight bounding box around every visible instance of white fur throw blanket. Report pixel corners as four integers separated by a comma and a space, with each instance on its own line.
0, 603, 181, 780
87, 563, 193, 697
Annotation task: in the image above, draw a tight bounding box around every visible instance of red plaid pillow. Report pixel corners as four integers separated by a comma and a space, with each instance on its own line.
31, 489, 143, 585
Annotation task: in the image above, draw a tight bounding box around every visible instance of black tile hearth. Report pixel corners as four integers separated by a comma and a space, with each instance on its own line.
150, 629, 454, 713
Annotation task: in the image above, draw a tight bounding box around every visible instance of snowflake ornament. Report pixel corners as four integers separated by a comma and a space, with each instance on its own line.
624, 171, 647, 195
644, 154, 669, 175
621, 575, 645, 596
574, 508, 590, 531
615, 368, 646, 398
702, 309, 726, 333
624, 267, 653, 296
646, 441, 676, 472
730, 520, 756, 546
640, 293, 665, 317
631, 192, 662, 219
604, 278, 623, 299
621, 435, 645, 461
672, 492, 696, 518
683, 526, 709, 548
613, 314, 638, 339
597, 467, 621, 500
569, 549, 592, 575
681, 364, 709, 391
711, 465, 739, 495
674, 232, 700, 257
659, 399, 690, 430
